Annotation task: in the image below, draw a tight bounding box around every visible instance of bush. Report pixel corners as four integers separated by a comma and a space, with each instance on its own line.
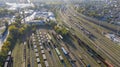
54, 26, 69, 36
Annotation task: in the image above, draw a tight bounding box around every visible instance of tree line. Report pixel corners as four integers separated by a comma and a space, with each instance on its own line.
0, 22, 34, 66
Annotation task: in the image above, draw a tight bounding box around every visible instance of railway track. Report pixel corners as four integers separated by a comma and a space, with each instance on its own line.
66, 7, 120, 66
58, 6, 102, 67
64, 5, 120, 60
57, 5, 120, 66
69, 6, 120, 35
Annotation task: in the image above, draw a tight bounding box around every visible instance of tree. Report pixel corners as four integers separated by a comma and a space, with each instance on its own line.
1, 45, 9, 55
0, 52, 6, 67
6, 35, 14, 47
54, 26, 69, 36
54, 26, 61, 33
0, 41, 11, 67
0, 22, 33, 66
8, 25, 19, 39
61, 27, 69, 35
19, 27, 25, 35
3, 41, 11, 48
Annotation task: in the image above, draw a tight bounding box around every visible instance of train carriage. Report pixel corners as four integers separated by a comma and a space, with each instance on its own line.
61, 47, 68, 55
55, 48, 61, 56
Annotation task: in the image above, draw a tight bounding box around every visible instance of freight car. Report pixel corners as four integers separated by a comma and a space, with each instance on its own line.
55, 48, 61, 56
61, 47, 68, 55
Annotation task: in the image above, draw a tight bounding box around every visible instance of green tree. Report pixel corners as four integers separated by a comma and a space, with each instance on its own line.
54, 26, 61, 33
61, 27, 69, 35
3, 41, 11, 48
9, 25, 19, 39
54, 26, 69, 36
19, 27, 25, 35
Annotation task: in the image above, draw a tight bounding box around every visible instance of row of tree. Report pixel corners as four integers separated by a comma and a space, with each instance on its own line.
0, 22, 33, 66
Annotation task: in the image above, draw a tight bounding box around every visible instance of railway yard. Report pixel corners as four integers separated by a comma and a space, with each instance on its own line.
3, 0, 120, 67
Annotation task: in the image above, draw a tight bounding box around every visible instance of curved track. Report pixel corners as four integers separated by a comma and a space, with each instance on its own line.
56, 4, 120, 67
